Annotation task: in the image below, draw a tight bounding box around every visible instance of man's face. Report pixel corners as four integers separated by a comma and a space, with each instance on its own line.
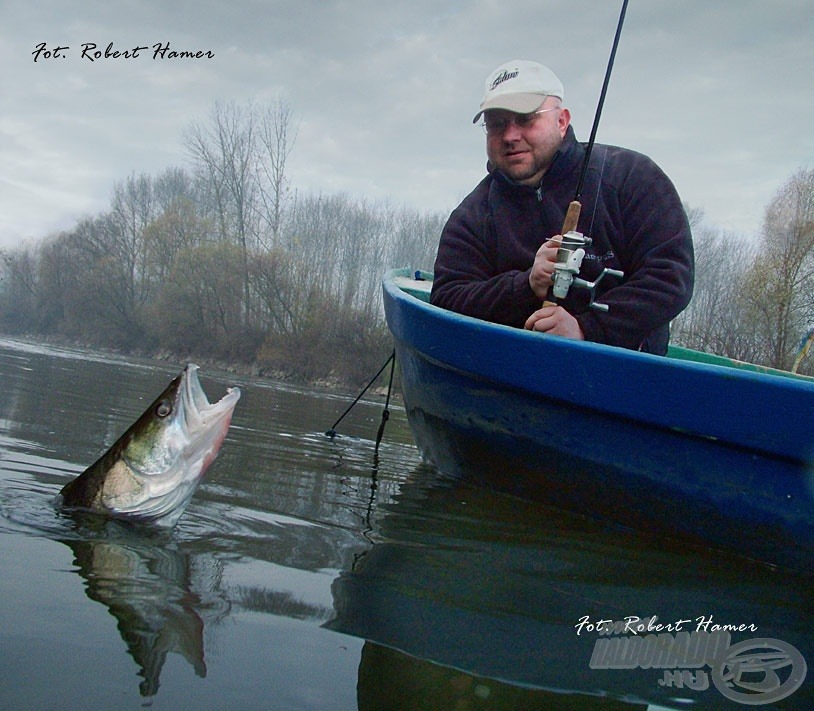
485, 99, 570, 186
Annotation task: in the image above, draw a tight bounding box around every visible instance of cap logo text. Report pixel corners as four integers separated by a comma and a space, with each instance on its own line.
490, 69, 519, 90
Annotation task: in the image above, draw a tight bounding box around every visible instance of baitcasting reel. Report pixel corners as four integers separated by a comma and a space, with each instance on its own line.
551, 231, 624, 313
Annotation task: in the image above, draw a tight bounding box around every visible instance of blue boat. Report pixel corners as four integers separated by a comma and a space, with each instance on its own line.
382, 268, 814, 573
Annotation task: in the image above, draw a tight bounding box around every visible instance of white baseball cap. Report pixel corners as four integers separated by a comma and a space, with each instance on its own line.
473, 60, 565, 124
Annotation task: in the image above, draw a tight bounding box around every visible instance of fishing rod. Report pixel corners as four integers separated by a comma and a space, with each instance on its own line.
547, 0, 629, 309
562, 0, 629, 235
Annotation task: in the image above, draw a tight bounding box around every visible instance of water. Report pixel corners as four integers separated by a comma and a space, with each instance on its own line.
0, 336, 811, 710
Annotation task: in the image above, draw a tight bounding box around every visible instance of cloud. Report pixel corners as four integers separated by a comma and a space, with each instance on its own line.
2, 0, 813, 249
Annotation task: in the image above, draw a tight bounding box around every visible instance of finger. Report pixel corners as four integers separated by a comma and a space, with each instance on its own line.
537, 235, 561, 254
524, 310, 542, 330
524, 306, 554, 331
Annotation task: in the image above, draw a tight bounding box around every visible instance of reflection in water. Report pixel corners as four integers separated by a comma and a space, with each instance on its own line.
356, 642, 649, 711
60, 522, 226, 697
329, 467, 814, 709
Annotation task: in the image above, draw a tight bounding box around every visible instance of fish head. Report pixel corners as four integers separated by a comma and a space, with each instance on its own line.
60, 364, 240, 527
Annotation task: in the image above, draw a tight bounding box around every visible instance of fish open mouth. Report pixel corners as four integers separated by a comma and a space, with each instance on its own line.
58, 364, 241, 527
177, 364, 242, 479
182, 364, 241, 432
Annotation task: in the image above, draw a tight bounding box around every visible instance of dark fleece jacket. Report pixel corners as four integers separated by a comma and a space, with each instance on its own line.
431, 126, 694, 354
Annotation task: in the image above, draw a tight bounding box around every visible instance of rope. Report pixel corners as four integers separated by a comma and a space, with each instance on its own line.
374, 350, 397, 454
325, 349, 396, 439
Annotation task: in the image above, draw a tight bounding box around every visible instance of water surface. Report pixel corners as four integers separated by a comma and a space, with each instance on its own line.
0, 336, 810, 710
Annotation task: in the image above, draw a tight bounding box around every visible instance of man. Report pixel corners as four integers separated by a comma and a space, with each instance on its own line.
430, 60, 694, 354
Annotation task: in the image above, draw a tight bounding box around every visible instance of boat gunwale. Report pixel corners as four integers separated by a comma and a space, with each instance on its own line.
383, 268, 814, 465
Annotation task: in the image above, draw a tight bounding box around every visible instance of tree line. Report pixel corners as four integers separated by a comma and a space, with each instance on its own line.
672, 168, 814, 376
0, 100, 444, 387
1, 98, 812, 384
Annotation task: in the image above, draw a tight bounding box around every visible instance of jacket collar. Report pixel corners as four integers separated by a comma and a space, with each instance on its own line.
488, 125, 582, 192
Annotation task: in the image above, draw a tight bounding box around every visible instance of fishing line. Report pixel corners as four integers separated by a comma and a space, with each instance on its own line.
325, 349, 396, 439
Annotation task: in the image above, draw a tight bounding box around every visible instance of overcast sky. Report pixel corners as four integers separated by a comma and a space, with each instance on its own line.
2, 0, 813, 252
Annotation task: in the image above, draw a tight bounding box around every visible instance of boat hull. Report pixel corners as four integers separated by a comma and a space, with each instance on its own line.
383, 269, 814, 572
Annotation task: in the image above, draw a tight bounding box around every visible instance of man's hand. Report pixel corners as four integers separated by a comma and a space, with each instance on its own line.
524, 304, 585, 340
528, 236, 561, 299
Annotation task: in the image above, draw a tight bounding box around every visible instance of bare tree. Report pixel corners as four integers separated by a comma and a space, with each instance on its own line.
108, 173, 159, 310
745, 168, 814, 369
184, 102, 261, 325
143, 197, 213, 285
63, 214, 148, 344
386, 205, 445, 272
257, 99, 297, 244
673, 172, 814, 371
672, 225, 757, 360
0, 245, 39, 331
150, 242, 245, 356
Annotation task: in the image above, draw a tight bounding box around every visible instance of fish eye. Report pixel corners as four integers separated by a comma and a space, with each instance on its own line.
155, 400, 173, 418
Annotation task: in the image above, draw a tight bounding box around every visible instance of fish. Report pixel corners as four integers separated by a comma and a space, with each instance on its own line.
58, 364, 240, 527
